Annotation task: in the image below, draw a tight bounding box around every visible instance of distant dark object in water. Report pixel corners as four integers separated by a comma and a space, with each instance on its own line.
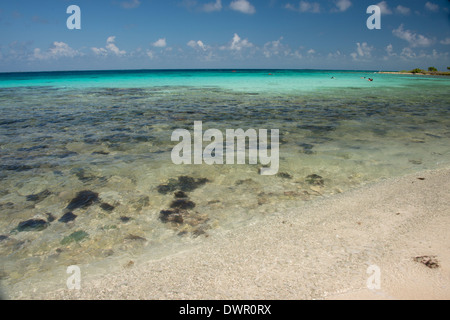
170, 199, 196, 210
306, 174, 325, 186
277, 172, 293, 179
160, 209, 184, 224
16, 219, 48, 232
58, 212, 77, 223
26, 189, 52, 203
157, 176, 210, 195
66, 190, 99, 211
100, 203, 115, 212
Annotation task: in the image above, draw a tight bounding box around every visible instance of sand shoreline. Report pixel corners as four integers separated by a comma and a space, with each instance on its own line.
8, 167, 450, 300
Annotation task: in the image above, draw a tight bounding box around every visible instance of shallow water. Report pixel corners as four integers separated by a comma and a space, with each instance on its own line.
0, 70, 449, 298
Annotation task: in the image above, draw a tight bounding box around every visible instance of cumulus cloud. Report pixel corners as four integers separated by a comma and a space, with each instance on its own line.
286, 1, 321, 13
230, 0, 256, 14
393, 24, 434, 48
334, 0, 352, 12
395, 5, 411, 15
152, 38, 167, 48
203, 0, 222, 12
425, 2, 439, 12
376, 1, 392, 14
350, 42, 374, 60
440, 38, 450, 45
121, 0, 141, 9
263, 37, 287, 58
92, 36, 126, 56
220, 33, 254, 51
187, 40, 207, 51
385, 44, 396, 56
31, 41, 81, 60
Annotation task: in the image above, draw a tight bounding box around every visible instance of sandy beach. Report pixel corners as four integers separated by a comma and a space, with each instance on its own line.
16, 166, 449, 300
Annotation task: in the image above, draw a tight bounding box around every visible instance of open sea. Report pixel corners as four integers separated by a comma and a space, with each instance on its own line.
0, 69, 449, 298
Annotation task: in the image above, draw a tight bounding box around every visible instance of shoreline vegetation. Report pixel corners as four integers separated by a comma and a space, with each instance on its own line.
378, 67, 450, 76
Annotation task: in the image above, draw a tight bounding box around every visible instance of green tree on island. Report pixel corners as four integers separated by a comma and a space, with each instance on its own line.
428, 67, 438, 72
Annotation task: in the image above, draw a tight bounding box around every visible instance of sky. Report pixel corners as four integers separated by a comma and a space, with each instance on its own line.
0, 0, 449, 72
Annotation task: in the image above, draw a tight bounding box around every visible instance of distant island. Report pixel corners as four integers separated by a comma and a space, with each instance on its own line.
378, 67, 450, 76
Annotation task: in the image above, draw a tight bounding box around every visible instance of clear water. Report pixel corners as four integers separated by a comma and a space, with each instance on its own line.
0, 70, 449, 298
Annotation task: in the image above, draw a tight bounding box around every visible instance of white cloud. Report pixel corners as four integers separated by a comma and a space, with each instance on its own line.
351, 42, 374, 60
287, 1, 321, 13
307, 49, 316, 55
121, 0, 141, 9
153, 38, 167, 48
230, 0, 255, 14
187, 40, 207, 51
395, 5, 411, 15
146, 50, 154, 60
31, 41, 81, 60
334, 0, 352, 12
393, 24, 434, 48
376, 1, 392, 14
263, 37, 285, 58
106, 36, 126, 55
221, 33, 254, 51
92, 36, 126, 56
203, 0, 222, 12
400, 47, 416, 59
385, 44, 396, 56
425, 2, 439, 12
440, 38, 450, 45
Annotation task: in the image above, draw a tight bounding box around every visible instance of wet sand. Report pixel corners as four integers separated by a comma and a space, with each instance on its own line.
13, 167, 450, 300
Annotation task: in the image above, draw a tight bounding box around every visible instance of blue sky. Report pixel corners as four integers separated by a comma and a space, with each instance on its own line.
0, 0, 449, 72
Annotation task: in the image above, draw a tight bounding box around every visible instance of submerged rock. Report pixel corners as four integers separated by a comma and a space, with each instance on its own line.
277, 172, 293, 179
45, 213, 56, 223
160, 209, 184, 224
306, 174, 325, 186
100, 203, 115, 212
60, 230, 89, 245
170, 199, 196, 210
120, 216, 131, 223
15, 219, 48, 232
157, 176, 210, 195
58, 212, 77, 223
26, 189, 52, 203
66, 190, 99, 211
124, 234, 147, 241
174, 191, 188, 199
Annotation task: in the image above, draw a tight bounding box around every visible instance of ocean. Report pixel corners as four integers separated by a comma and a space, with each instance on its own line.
0, 69, 449, 297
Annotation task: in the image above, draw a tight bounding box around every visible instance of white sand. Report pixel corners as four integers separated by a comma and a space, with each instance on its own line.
20, 167, 450, 300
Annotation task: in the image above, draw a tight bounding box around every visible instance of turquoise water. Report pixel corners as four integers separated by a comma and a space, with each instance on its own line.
0, 70, 449, 298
